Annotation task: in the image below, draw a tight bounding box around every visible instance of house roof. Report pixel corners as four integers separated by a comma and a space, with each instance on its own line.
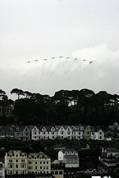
59, 148, 78, 154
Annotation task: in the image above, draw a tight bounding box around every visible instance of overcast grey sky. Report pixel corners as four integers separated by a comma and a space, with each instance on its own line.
0, 0, 119, 96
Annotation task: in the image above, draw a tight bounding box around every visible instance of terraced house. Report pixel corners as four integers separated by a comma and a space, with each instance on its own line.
0, 125, 105, 141
5, 150, 51, 175
14, 126, 32, 141
27, 152, 51, 174
5, 150, 28, 175
31, 125, 84, 141
58, 149, 79, 168
91, 128, 105, 140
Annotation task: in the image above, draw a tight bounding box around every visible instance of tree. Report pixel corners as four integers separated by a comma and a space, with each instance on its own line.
10, 88, 24, 100
0, 89, 6, 100
0, 89, 6, 95
24, 91, 32, 99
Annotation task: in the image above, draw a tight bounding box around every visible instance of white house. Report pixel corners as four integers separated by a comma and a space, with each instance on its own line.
31, 126, 39, 140
57, 126, 67, 140
72, 126, 83, 140
65, 126, 73, 140
48, 126, 58, 140
91, 129, 104, 140
39, 126, 49, 140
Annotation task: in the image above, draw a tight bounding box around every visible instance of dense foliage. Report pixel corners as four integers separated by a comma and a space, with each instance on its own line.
0, 88, 119, 126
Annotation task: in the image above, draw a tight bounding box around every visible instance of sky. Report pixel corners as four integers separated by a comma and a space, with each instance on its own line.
0, 0, 119, 97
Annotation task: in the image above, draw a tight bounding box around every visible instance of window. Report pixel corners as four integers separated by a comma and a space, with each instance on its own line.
21, 164, 25, 168
55, 171, 58, 174
28, 161, 32, 164
28, 166, 32, 169
9, 164, 12, 168
10, 170, 13, 174
23, 170, 26, 174
59, 171, 63, 174
9, 160, 12, 163
100, 136, 102, 139
21, 159, 25, 162
16, 171, 18, 174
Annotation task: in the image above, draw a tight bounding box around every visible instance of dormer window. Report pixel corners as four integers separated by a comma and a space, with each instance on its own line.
61, 131, 64, 135
51, 127, 55, 131
67, 127, 71, 131
42, 127, 46, 131
33, 127, 38, 133
61, 127, 64, 130
99, 130, 102, 134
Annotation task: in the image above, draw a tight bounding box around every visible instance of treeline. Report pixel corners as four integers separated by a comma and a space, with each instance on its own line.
0, 88, 119, 126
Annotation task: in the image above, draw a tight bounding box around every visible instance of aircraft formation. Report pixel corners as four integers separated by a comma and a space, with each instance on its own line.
26, 56, 94, 65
